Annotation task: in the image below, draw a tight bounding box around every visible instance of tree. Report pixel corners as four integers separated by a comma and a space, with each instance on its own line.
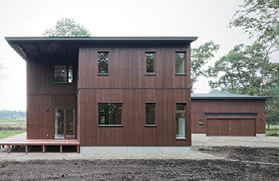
207, 43, 279, 125
229, 0, 279, 45
229, 0, 279, 95
191, 41, 219, 92
42, 18, 92, 37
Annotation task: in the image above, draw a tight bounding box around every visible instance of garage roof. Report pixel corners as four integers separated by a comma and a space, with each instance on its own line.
5, 36, 198, 61
191, 93, 271, 100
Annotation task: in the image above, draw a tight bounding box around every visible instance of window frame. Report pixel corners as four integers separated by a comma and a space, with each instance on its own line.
145, 102, 156, 127
175, 51, 186, 76
98, 102, 123, 127
145, 51, 156, 76
176, 103, 187, 140
54, 65, 74, 84
97, 51, 109, 75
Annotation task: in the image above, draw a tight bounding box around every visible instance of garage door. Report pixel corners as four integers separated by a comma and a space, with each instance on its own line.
207, 119, 255, 136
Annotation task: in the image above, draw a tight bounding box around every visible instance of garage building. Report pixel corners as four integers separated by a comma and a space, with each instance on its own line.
191, 93, 270, 137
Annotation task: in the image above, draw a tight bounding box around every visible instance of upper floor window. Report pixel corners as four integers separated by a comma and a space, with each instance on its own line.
175, 52, 186, 74
98, 52, 109, 74
146, 52, 155, 74
99, 103, 122, 125
54, 65, 73, 83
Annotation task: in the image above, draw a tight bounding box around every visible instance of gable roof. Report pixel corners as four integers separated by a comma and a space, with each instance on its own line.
191, 93, 271, 100
5, 36, 198, 61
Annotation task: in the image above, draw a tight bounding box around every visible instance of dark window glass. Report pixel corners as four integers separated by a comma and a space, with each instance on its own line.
175, 52, 186, 74
176, 104, 185, 111
98, 52, 109, 74
146, 52, 155, 73
146, 103, 155, 125
68, 66, 73, 83
99, 103, 122, 125
55, 65, 67, 83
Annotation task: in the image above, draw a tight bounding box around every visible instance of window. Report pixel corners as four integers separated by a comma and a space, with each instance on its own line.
175, 52, 186, 74
176, 103, 186, 139
98, 52, 109, 74
146, 52, 155, 73
54, 65, 73, 83
146, 103, 155, 125
99, 103, 122, 125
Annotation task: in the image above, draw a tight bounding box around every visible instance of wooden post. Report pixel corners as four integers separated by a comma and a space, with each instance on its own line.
77, 145, 80, 154
60, 145, 62, 154
25, 145, 28, 154
42, 145, 45, 154
7, 145, 10, 154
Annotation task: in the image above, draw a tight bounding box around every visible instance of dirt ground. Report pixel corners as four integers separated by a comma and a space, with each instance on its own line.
0, 146, 278, 180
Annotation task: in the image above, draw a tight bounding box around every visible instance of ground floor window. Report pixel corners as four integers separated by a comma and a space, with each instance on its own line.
99, 103, 122, 125
176, 103, 186, 139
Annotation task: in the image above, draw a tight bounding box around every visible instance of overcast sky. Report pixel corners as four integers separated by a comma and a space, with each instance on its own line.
0, 0, 254, 111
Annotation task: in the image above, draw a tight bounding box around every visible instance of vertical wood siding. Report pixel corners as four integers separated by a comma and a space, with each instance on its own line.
78, 45, 191, 146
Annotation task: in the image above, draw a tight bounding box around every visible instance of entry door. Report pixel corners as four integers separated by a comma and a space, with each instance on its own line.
55, 108, 75, 139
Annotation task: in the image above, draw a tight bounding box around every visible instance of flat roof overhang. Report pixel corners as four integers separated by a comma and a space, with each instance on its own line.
5, 36, 198, 61
191, 93, 272, 100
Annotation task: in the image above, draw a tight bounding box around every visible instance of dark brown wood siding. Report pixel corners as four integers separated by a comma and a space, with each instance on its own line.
78, 45, 191, 146
191, 99, 266, 135
26, 57, 78, 139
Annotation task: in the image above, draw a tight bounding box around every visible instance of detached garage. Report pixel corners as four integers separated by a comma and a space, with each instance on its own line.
191, 94, 270, 137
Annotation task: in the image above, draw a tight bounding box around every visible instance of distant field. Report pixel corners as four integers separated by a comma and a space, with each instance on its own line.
0, 120, 26, 139
265, 124, 279, 136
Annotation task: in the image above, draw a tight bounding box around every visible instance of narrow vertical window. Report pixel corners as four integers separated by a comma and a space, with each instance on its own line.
68, 66, 73, 83
176, 103, 186, 139
175, 52, 186, 74
98, 52, 109, 74
146, 52, 155, 73
146, 103, 156, 125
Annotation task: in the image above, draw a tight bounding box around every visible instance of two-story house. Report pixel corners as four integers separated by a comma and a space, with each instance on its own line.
6, 37, 197, 154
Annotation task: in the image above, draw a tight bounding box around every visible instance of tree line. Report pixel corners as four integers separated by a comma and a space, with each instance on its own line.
0, 110, 26, 120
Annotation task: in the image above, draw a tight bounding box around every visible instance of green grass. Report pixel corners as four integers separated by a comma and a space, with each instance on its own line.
0, 120, 26, 139
0, 130, 26, 139
265, 124, 279, 135
0, 119, 26, 122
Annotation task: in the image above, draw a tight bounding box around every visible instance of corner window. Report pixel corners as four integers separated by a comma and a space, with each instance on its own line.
54, 65, 73, 83
146, 103, 155, 125
99, 103, 122, 125
98, 52, 109, 74
146, 52, 155, 73
176, 103, 186, 139
175, 52, 186, 74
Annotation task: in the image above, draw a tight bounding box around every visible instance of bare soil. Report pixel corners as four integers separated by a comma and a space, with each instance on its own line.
1, 146, 279, 180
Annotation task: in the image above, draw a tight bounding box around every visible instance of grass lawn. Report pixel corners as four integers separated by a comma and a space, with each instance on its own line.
0, 130, 26, 139
265, 124, 279, 135
0, 120, 26, 139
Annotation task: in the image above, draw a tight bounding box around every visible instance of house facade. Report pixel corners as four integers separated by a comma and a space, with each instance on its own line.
6, 37, 197, 154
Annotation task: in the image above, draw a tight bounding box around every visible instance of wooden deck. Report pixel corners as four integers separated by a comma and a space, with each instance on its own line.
0, 134, 79, 154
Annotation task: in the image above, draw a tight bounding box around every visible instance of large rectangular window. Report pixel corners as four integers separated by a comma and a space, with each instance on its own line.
146, 103, 155, 125
146, 52, 155, 73
54, 65, 73, 83
98, 52, 109, 74
175, 52, 186, 74
176, 103, 186, 139
99, 103, 122, 125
